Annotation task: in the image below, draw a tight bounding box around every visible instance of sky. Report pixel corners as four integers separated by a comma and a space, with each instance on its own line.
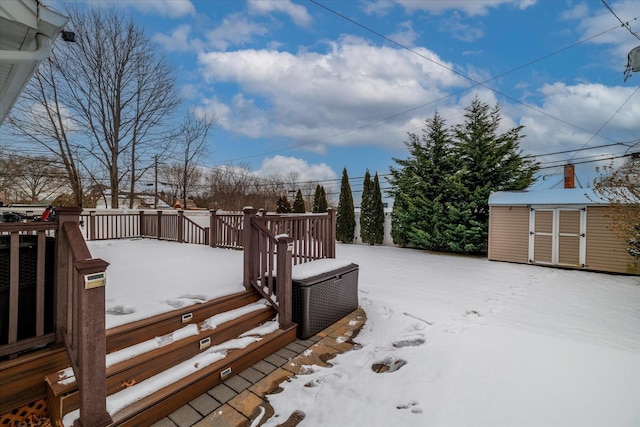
70, 238, 640, 426
44, 0, 640, 200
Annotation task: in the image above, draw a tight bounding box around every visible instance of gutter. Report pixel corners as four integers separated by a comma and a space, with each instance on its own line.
0, 33, 53, 64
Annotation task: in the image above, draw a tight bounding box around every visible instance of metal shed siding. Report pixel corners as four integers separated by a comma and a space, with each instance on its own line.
488, 206, 529, 263
585, 206, 636, 274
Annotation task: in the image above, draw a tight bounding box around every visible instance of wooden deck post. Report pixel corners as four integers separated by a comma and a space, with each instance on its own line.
156, 210, 163, 240
177, 210, 184, 243
209, 210, 218, 247
243, 207, 257, 291
139, 210, 146, 237
89, 211, 96, 241
55, 207, 82, 345
276, 235, 294, 329
55, 207, 112, 425
74, 256, 111, 427
327, 207, 336, 258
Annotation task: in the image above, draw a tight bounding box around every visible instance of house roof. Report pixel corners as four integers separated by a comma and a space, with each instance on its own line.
0, 0, 68, 125
488, 188, 610, 206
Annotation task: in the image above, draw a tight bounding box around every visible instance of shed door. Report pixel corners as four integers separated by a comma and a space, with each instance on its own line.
529, 207, 586, 267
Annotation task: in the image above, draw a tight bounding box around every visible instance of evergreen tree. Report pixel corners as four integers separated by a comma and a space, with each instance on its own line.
336, 167, 356, 243
370, 173, 385, 245
360, 170, 373, 244
276, 194, 292, 213
389, 111, 455, 250
292, 189, 306, 213
312, 185, 329, 213
445, 96, 538, 254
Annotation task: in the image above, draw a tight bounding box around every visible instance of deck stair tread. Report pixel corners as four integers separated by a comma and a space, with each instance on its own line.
43, 290, 296, 426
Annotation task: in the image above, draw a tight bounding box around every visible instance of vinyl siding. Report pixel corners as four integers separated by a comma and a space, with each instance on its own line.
488, 206, 529, 263
585, 206, 637, 274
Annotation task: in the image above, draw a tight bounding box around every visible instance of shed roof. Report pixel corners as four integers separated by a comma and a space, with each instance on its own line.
488, 188, 610, 206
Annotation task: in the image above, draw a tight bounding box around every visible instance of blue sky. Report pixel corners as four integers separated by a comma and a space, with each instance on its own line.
56, 0, 640, 198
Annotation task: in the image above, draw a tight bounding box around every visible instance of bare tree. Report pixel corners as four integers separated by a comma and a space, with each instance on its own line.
11, 155, 68, 202
54, 6, 180, 208
161, 111, 215, 208
594, 156, 640, 271
6, 57, 85, 206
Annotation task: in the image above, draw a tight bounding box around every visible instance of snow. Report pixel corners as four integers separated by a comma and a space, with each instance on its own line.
85, 239, 639, 426
87, 239, 244, 329
291, 258, 355, 281
488, 188, 608, 205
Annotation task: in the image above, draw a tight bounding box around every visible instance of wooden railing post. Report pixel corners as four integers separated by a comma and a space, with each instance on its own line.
55, 207, 81, 345
139, 210, 146, 237
156, 210, 163, 240
177, 210, 184, 243
89, 211, 96, 241
327, 207, 336, 258
243, 207, 257, 291
276, 235, 294, 329
209, 210, 217, 247
74, 257, 111, 427
55, 207, 112, 426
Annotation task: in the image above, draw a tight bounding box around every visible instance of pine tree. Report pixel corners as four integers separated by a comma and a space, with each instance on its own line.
360, 170, 373, 244
389, 111, 455, 250
292, 189, 306, 213
276, 194, 292, 213
445, 96, 538, 254
370, 173, 385, 245
312, 185, 328, 213
336, 167, 356, 243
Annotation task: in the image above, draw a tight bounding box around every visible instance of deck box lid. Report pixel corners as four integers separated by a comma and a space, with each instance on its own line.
291, 259, 358, 286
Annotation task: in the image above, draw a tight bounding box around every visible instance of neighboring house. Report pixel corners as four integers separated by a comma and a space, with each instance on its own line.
0, 0, 69, 124
488, 187, 638, 275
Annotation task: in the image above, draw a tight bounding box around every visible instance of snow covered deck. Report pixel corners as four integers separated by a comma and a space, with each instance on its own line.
87, 239, 246, 329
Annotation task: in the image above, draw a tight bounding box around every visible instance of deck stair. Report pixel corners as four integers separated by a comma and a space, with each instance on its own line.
44, 289, 296, 426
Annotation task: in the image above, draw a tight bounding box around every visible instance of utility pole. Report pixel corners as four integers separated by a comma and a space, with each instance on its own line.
154, 155, 158, 209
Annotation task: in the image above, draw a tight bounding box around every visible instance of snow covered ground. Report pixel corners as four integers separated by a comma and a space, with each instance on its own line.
87, 239, 640, 426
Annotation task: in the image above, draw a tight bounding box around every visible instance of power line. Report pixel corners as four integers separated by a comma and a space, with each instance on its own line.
207, 2, 629, 167
600, 0, 640, 40
307, 0, 634, 148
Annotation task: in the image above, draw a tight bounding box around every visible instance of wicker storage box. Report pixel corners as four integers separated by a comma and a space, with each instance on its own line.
292, 262, 359, 339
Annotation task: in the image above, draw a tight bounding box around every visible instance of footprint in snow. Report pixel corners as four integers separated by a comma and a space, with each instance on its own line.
380, 306, 393, 319
372, 357, 407, 373
107, 306, 135, 315
397, 400, 423, 414
392, 335, 426, 348
304, 373, 342, 387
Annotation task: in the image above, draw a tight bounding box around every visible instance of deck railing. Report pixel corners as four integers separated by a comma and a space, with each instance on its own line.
210, 211, 244, 249
0, 221, 57, 357
56, 208, 111, 426
0, 208, 111, 426
81, 209, 209, 244
242, 207, 336, 329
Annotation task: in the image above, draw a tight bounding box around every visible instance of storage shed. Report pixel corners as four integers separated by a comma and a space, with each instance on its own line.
488, 188, 638, 275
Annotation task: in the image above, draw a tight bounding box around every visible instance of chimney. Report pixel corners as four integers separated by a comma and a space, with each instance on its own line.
564, 163, 575, 189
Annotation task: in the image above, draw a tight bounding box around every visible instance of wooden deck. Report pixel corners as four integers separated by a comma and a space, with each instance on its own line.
1, 207, 338, 426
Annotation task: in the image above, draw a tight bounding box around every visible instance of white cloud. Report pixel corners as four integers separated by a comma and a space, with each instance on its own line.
248, 0, 312, 27
117, 0, 195, 18
205, 14, 269, 51
197, 36, 466, 149
563, 0, 640, 65
438, 12, 486, 42
394, 0, 536, 16
518, 83, 640, 156
152, 25, 205, 53
254, 155, 337, 183
389, 20, 420, 46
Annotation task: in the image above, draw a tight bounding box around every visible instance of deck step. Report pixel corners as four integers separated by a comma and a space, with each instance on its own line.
45, 294, 296, 426
106, 290, 262, 352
